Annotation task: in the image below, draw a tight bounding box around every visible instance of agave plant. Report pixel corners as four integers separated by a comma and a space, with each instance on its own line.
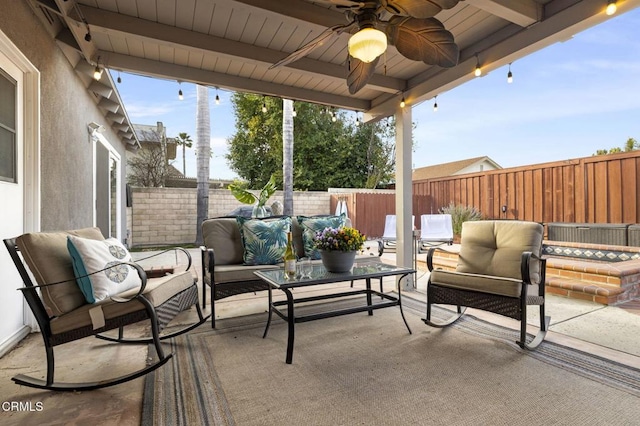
229, 175, 277, 218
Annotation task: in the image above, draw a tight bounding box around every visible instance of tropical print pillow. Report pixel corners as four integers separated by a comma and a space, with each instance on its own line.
236, 216, 292, 265
297, 214, 347, 260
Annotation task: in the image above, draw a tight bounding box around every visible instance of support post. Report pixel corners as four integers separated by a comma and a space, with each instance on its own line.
395, 104, 413, 290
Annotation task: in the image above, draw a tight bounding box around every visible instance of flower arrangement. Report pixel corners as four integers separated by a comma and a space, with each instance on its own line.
314, 227, 366, 252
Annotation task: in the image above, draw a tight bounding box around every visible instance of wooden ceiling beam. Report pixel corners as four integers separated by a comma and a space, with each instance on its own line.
102, 51, 371, 111
465, 0, 540, 27
79, 4, 403, 94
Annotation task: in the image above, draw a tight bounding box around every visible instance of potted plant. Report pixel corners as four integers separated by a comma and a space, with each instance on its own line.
313, 227, 366, 272
229, 175, 277, 218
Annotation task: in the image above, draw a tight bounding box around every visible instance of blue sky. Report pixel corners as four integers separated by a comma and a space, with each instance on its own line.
114, 8, 640, 180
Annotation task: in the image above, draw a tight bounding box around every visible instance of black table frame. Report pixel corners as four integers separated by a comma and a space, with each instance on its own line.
255, 261, 414, 364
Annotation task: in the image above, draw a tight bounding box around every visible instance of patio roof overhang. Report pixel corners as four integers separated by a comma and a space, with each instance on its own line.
29, 0, 640, 122
26, 0, 640, 280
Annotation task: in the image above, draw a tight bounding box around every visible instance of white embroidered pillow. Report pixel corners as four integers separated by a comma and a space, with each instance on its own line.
67, 235, 141, 303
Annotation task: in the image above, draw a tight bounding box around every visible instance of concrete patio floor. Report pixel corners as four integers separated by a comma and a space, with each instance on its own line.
0, 246, 638, 425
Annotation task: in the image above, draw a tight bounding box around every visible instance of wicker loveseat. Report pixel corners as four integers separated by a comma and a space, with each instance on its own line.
200, 215, 382, 327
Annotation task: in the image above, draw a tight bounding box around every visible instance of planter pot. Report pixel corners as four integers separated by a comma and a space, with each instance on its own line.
252, 204, 268, 218
319, 250, 357, 273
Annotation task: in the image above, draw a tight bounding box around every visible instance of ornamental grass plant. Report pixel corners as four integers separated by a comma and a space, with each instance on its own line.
314, 227, 366, 252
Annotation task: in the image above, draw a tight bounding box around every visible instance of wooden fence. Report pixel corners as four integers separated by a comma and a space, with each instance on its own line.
336, 151, 640, 238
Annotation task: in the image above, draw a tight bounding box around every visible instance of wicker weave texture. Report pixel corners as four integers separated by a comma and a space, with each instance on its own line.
428, 284, 522, 320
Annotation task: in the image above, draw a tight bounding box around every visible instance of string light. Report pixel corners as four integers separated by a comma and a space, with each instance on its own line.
117, 71, 122, 83
262, 96, 267, 113
507, 63, 513, 83
606, 0, 617, 15
93, 56, 103, 81
215, 87, 220, 105
400, 96, 406, 108
474, 54, 482, 77
433, 95, 438, 112
178, 82, 183, 100
84, 25, 92, 42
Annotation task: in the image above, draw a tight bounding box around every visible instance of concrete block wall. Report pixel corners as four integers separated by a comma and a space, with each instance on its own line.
130, 187, 330, 247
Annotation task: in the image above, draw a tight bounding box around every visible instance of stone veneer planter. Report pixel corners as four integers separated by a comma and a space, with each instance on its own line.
428, 240, 640, 305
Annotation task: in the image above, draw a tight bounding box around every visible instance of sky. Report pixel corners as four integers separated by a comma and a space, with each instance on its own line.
114, 7, 640, 181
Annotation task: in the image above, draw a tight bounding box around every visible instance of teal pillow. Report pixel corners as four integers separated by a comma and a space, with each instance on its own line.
297, 214, 346, 260
236, 216, 292, 265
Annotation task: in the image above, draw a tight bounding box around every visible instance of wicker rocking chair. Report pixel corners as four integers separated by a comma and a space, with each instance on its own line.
423, 220, 550, 350
3, 227, 210, 391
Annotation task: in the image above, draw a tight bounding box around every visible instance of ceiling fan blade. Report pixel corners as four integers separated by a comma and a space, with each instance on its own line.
381, 0, 460, 18
385, 16, 459, 67
347, 56, 380, 94
270, 23, 354, 69
309, 0, 367, 8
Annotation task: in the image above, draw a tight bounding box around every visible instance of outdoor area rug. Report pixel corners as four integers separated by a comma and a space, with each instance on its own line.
142, 297, 640, 425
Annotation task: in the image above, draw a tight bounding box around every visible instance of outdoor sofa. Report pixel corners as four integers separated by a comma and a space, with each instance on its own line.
200, 215, 382, 327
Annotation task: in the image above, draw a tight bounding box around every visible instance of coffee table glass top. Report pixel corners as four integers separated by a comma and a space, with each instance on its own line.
255, 260, 414, 289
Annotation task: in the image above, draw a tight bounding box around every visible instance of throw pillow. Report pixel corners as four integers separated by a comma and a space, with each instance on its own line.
297, 214, 347, 260
236, 216, 292, 265
67, 235, 142, 303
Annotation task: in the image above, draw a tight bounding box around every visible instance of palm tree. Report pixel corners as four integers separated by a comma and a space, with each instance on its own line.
195, 85, 211, 245
282, 99, 294, 215
175, 132, 193, 176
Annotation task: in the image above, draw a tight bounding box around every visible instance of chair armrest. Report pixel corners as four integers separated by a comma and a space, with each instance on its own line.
377, 240, 384, 256
520, 252, 546, 286
111, 262, 148, 303
200, 246, 216, 278
425, 246, 458, 272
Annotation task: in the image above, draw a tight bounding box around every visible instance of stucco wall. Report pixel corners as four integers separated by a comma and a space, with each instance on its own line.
130, 188, 330, 247
0, 1, 127, 233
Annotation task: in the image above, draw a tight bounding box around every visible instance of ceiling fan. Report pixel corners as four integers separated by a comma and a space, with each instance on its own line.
270, 0, 461, 94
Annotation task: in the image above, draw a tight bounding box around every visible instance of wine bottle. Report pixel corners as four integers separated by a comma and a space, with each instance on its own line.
284, 231, 296, 279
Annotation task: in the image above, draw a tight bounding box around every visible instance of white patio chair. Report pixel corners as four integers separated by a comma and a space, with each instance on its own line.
418, 214, 453, 252
381, 215, 415, 251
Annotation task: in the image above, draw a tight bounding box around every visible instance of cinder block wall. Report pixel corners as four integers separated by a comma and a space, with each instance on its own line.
130, 188, 330, 247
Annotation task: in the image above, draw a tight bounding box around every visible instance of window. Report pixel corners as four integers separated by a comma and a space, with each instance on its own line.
0, 68, 16, 183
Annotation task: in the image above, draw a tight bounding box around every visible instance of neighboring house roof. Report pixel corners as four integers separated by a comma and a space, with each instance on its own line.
132, 122, 177, 160
412, 156, 501, 181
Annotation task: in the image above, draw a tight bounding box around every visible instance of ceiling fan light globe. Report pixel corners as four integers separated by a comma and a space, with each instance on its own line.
348, 28, 387, 63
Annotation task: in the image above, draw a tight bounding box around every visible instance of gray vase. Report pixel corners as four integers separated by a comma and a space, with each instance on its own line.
319, 250, 356, 273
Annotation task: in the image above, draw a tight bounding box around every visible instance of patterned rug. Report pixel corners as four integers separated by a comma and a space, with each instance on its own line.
142, 297, 640, 425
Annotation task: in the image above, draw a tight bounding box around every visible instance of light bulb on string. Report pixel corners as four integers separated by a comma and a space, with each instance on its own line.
433, 95, 438, 112
178, 82, 183, 100
215, 87, 220, 105
262, 96, 267, 113
507, 63, 513, 83
93, 56, 103, 81
474, 54, 482, 77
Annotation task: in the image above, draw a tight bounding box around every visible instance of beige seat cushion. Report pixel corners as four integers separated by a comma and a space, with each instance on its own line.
16, 228, 105, 316
49, 270, 194, 335
430, 269, 531, 298
456, 220, 543, 283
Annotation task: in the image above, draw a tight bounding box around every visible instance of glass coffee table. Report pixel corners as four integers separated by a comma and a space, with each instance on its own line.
255, 260, 415, 364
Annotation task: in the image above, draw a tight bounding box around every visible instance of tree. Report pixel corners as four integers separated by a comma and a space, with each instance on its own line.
127, 147, 169, 187
175, 132, 193, 176
195, 85, 211, 245
226, 93, 396, 190
594, 137, 638, 155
